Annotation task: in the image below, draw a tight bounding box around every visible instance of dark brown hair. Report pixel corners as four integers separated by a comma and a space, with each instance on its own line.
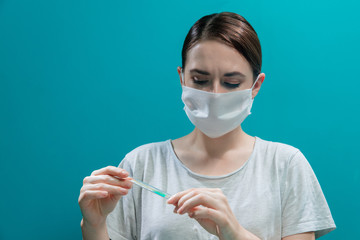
181, 12, 262, 81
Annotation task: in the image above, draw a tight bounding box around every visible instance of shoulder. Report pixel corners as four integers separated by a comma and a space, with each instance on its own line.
125, 140, 170, 159
255, 137, 308, 171
256, 137, 301, 160
119, 139, 171, 172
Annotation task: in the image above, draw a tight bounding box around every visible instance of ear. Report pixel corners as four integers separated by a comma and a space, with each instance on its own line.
252, 73, 265, 98
177, 66, 184, 86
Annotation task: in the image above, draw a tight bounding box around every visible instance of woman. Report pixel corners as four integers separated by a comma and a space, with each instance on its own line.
78, 12, 336, 240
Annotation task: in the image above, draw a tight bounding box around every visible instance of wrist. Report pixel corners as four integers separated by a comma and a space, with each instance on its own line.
218, 223, 260, 240
237, 225, 261, 240
81, 218, 109, 240
81, 217, 107, 229
218, 221, 243, 240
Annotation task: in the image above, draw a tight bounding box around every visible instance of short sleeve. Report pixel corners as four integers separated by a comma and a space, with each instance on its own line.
106, 158, 137, 240
281, 150, 336, 239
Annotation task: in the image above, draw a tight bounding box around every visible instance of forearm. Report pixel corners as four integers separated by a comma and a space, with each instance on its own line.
81, 218, 109, 240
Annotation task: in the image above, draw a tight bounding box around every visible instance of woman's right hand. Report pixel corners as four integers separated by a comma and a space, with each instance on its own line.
78, 166, 133, 228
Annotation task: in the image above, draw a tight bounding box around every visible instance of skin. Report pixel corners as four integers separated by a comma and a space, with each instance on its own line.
173, 40, 264, 177
78, 166, 133, 240
78, 39, 315, 240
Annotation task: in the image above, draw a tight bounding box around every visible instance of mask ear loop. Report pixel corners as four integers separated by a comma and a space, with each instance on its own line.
181, 69, 185, 85
249, 74, 261, 100
250, 74, 261, 90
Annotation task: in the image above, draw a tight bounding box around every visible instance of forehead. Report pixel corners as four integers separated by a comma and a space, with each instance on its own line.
185, 40, 252, 76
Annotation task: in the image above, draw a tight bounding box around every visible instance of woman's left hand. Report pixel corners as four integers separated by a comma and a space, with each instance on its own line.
167, 188, 245, 240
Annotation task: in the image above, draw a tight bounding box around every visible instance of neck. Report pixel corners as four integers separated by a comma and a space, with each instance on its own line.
188, 126, 253, 158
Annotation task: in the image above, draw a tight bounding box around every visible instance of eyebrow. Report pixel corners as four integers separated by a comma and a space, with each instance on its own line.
189, 68, 210, 75
189, 68, 246, 77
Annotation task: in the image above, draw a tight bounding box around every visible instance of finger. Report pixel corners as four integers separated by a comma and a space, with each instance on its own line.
81, 183, 129, 196
190, 206, 225, 226
167, 188, 219, 205
176, 189, 224, 208
173, 205, 179, 214
177, 192, 219, 215
176, 189, 221, 208
91, 166, 129, 179
83, 175, 133, 189
79, 190, 109, 203
167, 189, 191, 205
176, 191, 198, 208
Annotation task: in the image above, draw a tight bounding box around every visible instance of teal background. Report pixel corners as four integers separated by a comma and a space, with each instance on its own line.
1, 0, 359, 239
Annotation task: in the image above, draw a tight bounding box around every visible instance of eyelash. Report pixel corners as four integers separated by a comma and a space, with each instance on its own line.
192, 78, 240, 88
193, 78, 208, 85
224, 82, 240, 88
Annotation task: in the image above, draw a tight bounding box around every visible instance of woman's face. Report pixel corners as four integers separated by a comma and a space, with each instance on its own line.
178, 40, 264, 94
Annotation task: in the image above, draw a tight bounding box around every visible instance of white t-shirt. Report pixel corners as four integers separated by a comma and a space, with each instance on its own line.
106, 136, 336, 240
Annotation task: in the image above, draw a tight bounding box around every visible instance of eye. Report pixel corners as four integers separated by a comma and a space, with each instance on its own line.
223, 82, 240, 88
192, 76, 209, 85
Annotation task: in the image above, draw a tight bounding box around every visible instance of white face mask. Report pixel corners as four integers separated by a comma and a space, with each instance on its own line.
181, 73, 260, 138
